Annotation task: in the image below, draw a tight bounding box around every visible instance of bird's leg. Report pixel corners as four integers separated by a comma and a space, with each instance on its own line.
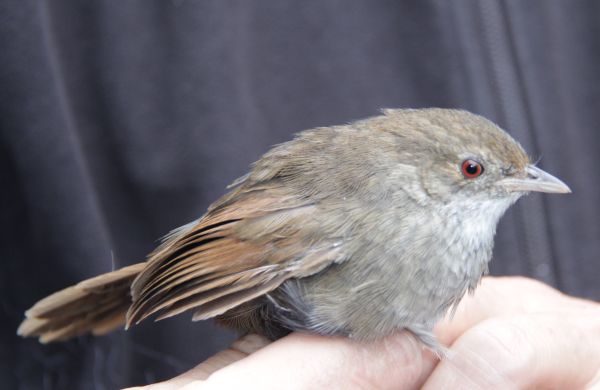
407, 325, 452, 359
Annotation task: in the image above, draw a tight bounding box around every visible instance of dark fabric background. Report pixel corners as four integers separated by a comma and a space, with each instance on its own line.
1, 1, 599, 388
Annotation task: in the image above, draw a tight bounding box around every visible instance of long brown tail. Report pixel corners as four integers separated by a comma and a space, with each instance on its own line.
17, 263, 144, 343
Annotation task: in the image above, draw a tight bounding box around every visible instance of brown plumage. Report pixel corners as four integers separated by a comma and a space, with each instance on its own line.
19, 166, 342, 342
18, 108, 570, 352
18, 263, 143, 343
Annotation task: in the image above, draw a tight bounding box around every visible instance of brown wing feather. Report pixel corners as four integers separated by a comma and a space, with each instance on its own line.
126, 186, 345, 328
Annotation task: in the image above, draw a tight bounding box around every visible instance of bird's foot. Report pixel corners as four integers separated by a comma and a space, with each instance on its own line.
407, 325, 453, 360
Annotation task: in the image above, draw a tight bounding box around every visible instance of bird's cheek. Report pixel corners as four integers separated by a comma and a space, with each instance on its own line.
420, 168, 461, 202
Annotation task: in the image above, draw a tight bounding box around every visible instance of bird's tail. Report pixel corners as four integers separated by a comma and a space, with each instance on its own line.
17, 263, 145, 343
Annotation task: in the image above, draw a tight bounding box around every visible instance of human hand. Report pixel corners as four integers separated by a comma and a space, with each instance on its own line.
127, 277, 600, 389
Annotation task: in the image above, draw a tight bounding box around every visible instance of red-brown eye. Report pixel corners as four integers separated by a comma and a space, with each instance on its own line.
461, 159, 484, 179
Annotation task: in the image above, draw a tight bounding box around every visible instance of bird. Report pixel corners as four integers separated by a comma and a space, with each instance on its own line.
18, 108, 570, 355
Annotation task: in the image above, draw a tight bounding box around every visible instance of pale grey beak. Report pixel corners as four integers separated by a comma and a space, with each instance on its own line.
499, 165, 571, 194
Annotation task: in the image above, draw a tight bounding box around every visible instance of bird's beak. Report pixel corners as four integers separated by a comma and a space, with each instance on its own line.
498, 165, 571, 194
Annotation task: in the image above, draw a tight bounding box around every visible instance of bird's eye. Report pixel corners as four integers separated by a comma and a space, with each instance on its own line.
461, 159, 484, 179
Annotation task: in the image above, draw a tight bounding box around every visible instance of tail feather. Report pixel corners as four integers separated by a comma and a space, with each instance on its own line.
18, 263, 144, 343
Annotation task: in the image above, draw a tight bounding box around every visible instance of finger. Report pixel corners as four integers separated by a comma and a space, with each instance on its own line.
434, 276, 575, 345
201, 331, 426, 390
411, 277, 564, 387
196, 334, 271, 379
423, 315, 600, 389
125, 334, 271, 389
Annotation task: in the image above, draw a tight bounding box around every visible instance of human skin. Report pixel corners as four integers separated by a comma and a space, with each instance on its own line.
126, 277, 600, 389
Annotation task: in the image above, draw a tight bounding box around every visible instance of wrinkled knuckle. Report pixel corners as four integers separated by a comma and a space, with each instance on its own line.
461, 318, 537, 379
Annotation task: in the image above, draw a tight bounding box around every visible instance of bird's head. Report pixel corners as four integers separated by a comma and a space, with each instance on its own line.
374, 108, 570, 220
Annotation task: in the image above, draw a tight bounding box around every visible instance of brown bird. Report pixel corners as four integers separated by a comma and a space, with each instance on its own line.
18, 108, 570, 355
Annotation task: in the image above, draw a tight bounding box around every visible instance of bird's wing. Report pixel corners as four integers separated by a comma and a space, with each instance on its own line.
126, 185, 345, 327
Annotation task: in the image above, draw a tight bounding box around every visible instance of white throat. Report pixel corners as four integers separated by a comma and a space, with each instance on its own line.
438, 193, 522, 253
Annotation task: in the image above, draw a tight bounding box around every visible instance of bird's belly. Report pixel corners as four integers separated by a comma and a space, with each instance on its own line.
269, 252, 484, 340
265, 211, 493, 340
